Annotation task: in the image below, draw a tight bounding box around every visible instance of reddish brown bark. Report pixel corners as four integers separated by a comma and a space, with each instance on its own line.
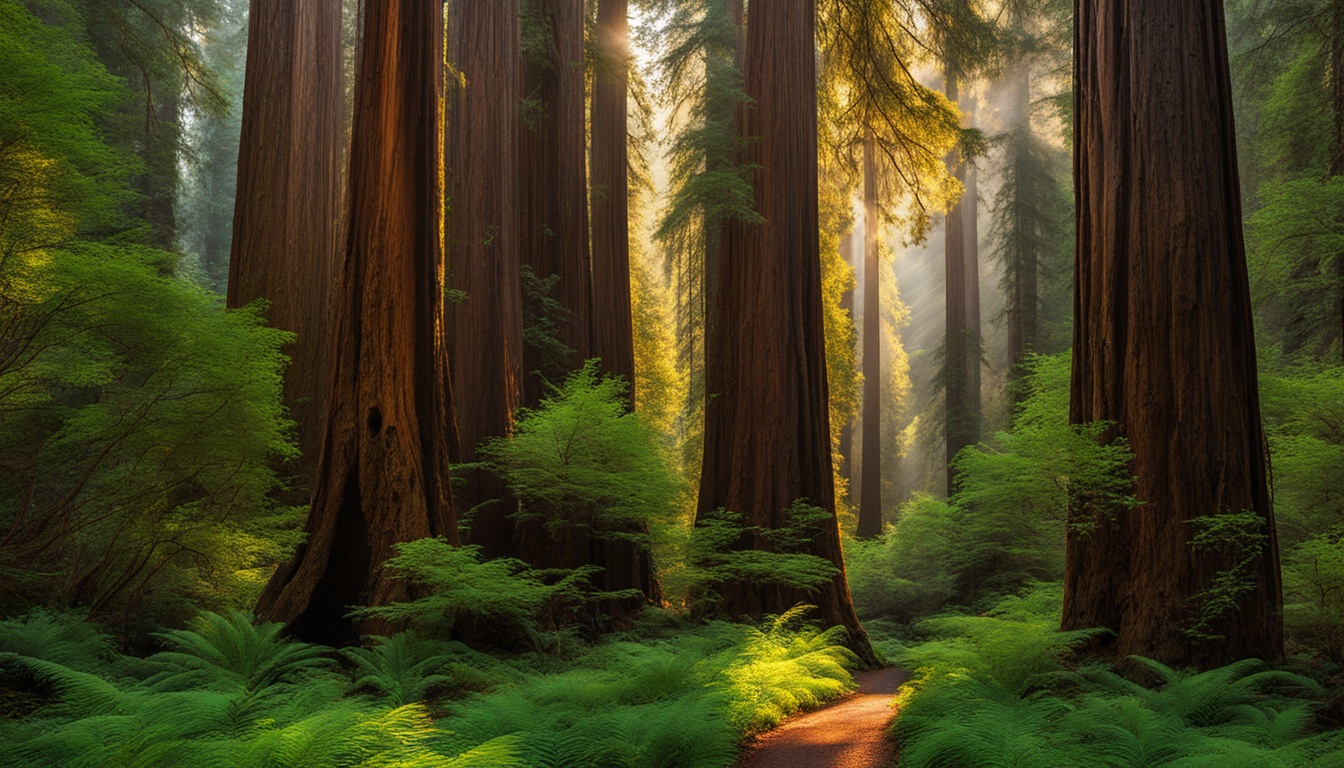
1004, 66, 1038, 382
1063, 0, 1282, 667
590, 0, 635, 400
228, 0, 343, 493
256, 0, 457, 644
857, 131, 882, 538
519, 0, 592, 405
962, 96, 982, 427
446, 0, 524, 560
697, 0, 873, 662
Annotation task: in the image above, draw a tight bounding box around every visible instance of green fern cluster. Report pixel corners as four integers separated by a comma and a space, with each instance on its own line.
0, 610, 520, 768
433, 604, 855, 768
890, 590, 1344, 767
0, 605, 856, 767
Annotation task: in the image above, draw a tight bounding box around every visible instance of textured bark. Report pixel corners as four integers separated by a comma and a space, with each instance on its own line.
229, 0, 343, 493
590, 0, 635, 400
588, 0, 660, 606
857, 131, 882, 538
943, 72, 973, 493
1063, 0, 1282, 667
519, 0, 592, 406
256, 0, 456, 644
698, 0, 873, 662
446, 0, 524, 560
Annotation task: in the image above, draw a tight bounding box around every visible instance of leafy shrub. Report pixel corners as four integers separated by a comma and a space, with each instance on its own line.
0, 244, 300, 634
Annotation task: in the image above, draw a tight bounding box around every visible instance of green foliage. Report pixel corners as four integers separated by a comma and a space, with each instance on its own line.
352, 538, 624, 651
1184, 511, 1273, 642
847, 353, 1134, 616
520, 265, 576, 389
481, 360, 679, 541
1283, 531, 1344, 662
672, 502, 841, 617
0, 607, 859, 768
0, 242, 300, 632
890, 590, 1344, 767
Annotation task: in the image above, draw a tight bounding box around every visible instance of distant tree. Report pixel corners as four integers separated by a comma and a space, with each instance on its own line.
256, 0, 456, 643
697, 0, 874, 662
228, 0, 344, 492
445, 0, 525, 560
1063, 0, 1282, 667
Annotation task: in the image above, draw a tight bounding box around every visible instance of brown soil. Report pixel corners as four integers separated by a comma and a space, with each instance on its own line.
738, 667, 908, 768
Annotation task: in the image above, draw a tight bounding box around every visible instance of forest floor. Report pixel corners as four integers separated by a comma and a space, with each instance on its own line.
738, 666, 908, 768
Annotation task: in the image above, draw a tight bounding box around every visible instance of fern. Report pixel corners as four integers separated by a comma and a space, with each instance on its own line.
344, 634, 459, 707
145, 611, 336, 694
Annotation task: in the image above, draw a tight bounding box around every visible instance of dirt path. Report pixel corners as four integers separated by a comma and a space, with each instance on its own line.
738, 667, 908, 768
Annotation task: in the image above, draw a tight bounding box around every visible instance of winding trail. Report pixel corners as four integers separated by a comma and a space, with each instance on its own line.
738, 667, 909, 768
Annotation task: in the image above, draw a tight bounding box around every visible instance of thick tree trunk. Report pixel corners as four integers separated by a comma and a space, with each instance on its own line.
1064, 0, 1282, 667
588, 0, 659, 606
590, 0, 635, 399
446, 0, 524, 560
857, 130, 882, 538
943, 71, 972, 494
229, 0, 343, 494
256, 0, 457, 644
698, 0, 873, 663
519, 0, 592, 405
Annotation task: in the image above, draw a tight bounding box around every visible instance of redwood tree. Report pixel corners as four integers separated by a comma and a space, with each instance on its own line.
446, 0, 524, 559
943, 70, 974, 493
228, 0, 343, 490
857, 131, 882, 537
698, 0, 872, 660
1063, 0, 1282, 666
256, 0, 456, 643
590, 0, 635, 398
520, 0, 591, 404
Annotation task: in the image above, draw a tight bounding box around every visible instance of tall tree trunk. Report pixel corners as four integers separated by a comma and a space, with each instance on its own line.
256, 0, 457, 644
519, 0, 592, 405
1004, 64, 1038, 387
590, 0, 635, 398
1332, 0, 1344, 363
1063, 0, 1282, 667
229, 0, 344, 495
446, 0, 524, 560
943, 70, 972, 494
838, 228, 856, 488
698, 0, 873, 663
962, 95, 982, 425
857, 130, 882, 538
588, 0, 659, 606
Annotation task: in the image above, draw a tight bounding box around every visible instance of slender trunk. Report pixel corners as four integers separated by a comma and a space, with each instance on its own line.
1005, 64, 1038, 384
838, 228, 856, 488
256, 0, 456, 644
446, 0, 524, 560
229, 0, 343, 495
857, 130, 882, 538
943, 70, 971, 494
1064, 0, 1281, 667
962, 95, 982, 425
698, 0, 874, 663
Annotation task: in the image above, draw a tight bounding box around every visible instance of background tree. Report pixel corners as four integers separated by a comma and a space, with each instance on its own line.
228, 0, 344, 493
520, 0, 592, 404
1063, 0, 1283, 667
697, 0, 873, 661
446, 0, 525, 560
256, 0, 457, 643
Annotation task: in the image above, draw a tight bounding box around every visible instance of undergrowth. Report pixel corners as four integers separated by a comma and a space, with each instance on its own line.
889, 584, 1344, 767
0, 605, 856, 767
